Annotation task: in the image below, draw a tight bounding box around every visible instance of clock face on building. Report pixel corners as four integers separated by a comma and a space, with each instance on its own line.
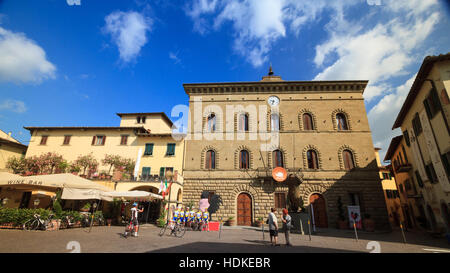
268, 96, 280, 106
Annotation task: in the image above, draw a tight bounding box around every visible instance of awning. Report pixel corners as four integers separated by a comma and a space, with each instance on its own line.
101, 190, 163, 201
61, 188, 113, 201
1, 173, 112, 192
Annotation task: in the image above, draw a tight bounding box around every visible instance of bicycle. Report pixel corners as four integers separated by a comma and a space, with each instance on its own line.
23, 214, 55, 231
60, 215, 75, 229
159, 220, 186, 238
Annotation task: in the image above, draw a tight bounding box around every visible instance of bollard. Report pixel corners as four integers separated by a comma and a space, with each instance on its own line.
218, 217, 222, 239
300, 218, 304, 235
308, 220, 311, 241
353, 221, 359, 242
399, 222, 407, 244
262, 222, 265, 241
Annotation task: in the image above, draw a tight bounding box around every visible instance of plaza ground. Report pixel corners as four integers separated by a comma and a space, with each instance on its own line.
0, 224, 449, 253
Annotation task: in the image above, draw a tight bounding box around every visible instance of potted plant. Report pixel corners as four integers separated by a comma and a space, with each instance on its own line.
226, 216, 235, 226
254, 217, 263, 227
363, 213, 375, 232
336, 197, 348, 229
80, 203, 91, 212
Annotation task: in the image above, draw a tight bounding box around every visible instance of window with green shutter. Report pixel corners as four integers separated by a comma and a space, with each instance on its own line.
142, 167, 151, 179
144, 143, 154, 155
159, 167, 165, 178
166, 143, 175, 156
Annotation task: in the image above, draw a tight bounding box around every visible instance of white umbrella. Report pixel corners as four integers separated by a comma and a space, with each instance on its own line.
102, 190, 163, 201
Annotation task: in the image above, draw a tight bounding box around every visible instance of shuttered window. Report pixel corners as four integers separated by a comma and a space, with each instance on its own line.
144, 143, 154, 155
274, 192, 286, 209
40, 135, 48, 145
205, 150, 215, 169
303, 113, 314, 130
336, 113, 348, 130
239, 150, 249, 169
166, 143, 176, 156
273, 150, 284, 168
412, 113, 422, 136
343, 150, 355, 170
307, 150, 319, 169
120, 135, 128, 145
142, 167, 151, 178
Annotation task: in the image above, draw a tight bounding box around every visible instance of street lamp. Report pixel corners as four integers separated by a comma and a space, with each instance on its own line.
165, 170, 174, 224
2, 198, 9, 206
33, 199, 40, 209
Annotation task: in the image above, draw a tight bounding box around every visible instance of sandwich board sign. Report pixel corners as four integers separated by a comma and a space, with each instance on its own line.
347, 205, 362, 229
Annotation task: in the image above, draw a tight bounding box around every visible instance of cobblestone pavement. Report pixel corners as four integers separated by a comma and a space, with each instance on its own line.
0, 224, 449, 253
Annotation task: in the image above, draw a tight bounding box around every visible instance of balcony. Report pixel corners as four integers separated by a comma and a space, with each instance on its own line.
394, 163, 412, 173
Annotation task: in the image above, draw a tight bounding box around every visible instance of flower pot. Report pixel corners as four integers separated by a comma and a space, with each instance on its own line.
254, 221, 262, 227
227, 219, 235, 226
363, 219, 375, 232
107, 219, 112, 227
337, 220, 349, 229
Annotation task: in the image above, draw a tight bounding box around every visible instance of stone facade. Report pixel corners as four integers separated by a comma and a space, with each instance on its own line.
182, 72, 390, 230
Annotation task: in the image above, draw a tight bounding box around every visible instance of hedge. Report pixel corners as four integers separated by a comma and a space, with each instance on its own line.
0, 208, 104, 227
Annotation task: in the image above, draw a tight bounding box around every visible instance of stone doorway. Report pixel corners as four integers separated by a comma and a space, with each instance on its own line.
237, 193, 252, 226
310, 193, 328, 228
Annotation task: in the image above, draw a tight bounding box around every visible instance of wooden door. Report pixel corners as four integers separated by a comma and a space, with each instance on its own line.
237, 193, 252, 226
310, 194, 328, 228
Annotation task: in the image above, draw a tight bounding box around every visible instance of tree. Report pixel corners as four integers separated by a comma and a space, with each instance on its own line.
101, 154, 122, 175
5, 156, 26, 174
39, 152, 64, 174
74, 153, 98, 176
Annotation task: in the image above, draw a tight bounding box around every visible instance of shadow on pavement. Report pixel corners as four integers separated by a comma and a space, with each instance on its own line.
146, 241, 362, 253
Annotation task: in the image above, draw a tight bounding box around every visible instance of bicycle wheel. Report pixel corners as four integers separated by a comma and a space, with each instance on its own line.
158, 224, 168, 237
175, 224, 186, 238
23, 219, 39, 231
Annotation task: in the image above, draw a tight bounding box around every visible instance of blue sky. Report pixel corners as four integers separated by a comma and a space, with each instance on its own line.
0, 0, 449, 161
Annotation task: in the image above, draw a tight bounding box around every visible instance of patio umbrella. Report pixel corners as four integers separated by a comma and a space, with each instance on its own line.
101, 190, 163, 201
24, 173, 112, 192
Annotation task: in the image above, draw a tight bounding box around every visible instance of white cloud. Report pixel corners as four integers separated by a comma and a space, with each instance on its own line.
103, 11, 152, 63
169, 51, 181, 64
313, 1, 440, 101
186, 0, 357, 67
0, 99, 27, 113
368, 75, 416, 161
0, 27, 56, 84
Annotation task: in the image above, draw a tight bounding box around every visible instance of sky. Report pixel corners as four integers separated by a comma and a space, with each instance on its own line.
0, 0, 449, 162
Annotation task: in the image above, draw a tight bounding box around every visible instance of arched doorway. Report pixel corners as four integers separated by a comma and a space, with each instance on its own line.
237, 193, 252, 226
309, 193, 328, 228
129, 186, 161, 223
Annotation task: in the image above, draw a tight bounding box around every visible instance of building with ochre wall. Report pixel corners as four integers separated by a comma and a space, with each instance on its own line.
21, 112, 184, 218
182, 69, 390, 229
390, 53, 450, 233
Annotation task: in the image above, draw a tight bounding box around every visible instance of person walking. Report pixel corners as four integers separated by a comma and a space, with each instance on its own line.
130, 202, 144, 237
282, 208, 293, 246
268, 208, 279, 246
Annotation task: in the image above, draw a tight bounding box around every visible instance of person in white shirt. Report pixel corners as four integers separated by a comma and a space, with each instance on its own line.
130, 202, 144, 237
268, 208, 279, 246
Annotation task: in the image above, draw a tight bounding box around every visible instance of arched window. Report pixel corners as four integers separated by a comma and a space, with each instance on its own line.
343, 149, 355, 170
207, 114, 216, 132
205, 150, 216, 169
303, 113, 314, 130
336, 113, 348, 130
239, 113, 249, 132
307, 150, 319, 169
273, 149, 284, 168
239, 150, 250, 169
271, 113, 280, 131
177, 189, 182, 202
